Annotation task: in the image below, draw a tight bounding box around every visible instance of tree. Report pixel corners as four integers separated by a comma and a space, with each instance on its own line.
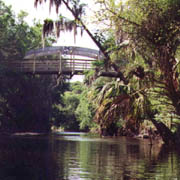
0, 1, 62, 133
92, 0, 180, 144
51, 81, 95, 131
52, 91, 80, 131
34, 0, 180, 144
75, 87, 95, 131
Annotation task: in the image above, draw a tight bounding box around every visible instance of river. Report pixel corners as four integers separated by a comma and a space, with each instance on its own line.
0, 132, 179, 180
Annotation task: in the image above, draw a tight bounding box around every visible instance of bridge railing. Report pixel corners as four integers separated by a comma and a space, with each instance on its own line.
2, 58, 94, 74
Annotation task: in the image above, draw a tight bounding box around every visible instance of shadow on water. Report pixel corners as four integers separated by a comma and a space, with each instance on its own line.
0, 133, 179, 180
0, 136, 58, 180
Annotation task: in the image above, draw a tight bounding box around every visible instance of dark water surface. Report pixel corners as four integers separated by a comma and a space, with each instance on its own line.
0, 132, 180, 180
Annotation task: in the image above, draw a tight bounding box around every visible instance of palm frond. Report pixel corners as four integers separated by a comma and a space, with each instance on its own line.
96, 82, 113, 104
94, 94, 130, 127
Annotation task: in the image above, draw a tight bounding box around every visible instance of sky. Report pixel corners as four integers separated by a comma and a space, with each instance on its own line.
5, 0, 58, 25
5, 0, 98, 81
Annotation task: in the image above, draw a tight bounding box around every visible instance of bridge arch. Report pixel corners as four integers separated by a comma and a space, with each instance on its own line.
3, 46, 104, 77
25, 46, 104, 60
4, 46, 118, 78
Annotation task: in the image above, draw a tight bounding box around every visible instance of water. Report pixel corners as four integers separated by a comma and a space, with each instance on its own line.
0, 133, 180, 180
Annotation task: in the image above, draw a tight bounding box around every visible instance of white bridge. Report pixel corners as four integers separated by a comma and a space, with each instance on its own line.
4, 46, 104, 76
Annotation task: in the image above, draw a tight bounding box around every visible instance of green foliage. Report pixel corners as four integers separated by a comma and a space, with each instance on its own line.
0, 1, 60, 133
0, 72, 49, 132
51, 81, 94, 131
62, 82, 94, 130
75, 88, 96, 130
2, 0, 180, 143
69, 81, 84, 94
89, 0, 180, 139
32, 0, 180, 143
52, 87, 79, 131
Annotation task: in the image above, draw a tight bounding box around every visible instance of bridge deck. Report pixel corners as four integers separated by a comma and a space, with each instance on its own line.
3, 58, 94, 75
2, 46, 107, 77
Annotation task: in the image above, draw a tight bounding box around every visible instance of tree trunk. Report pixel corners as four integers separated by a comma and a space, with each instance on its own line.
150, 118, 175, 145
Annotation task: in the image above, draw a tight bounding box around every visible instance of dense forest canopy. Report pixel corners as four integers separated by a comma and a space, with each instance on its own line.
0, 0, 69, 133
93, 0, 180, 143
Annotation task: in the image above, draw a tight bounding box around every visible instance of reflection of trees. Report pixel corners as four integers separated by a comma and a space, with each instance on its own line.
77, 137, 180, 180
4, 136, 179, 180
77, 138, 161, 180
52, 136, 85, 179
141, 145, 180, 179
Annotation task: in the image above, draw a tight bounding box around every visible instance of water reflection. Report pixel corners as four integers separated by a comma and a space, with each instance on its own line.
0, 136, 57, 180
0, 134, 179, 180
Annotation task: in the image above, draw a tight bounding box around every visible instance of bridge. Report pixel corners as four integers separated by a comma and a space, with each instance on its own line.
3, 46, 104, 77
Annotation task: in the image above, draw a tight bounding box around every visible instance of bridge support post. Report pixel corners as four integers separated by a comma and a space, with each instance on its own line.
70, 51, 75, 75
59, 51, 62, 74
73, 55, 75, 74
20, 61, 23, 72
33, 55, 36, 74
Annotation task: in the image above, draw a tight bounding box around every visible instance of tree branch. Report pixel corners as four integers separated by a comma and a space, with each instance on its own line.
61, 0, 109, 61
